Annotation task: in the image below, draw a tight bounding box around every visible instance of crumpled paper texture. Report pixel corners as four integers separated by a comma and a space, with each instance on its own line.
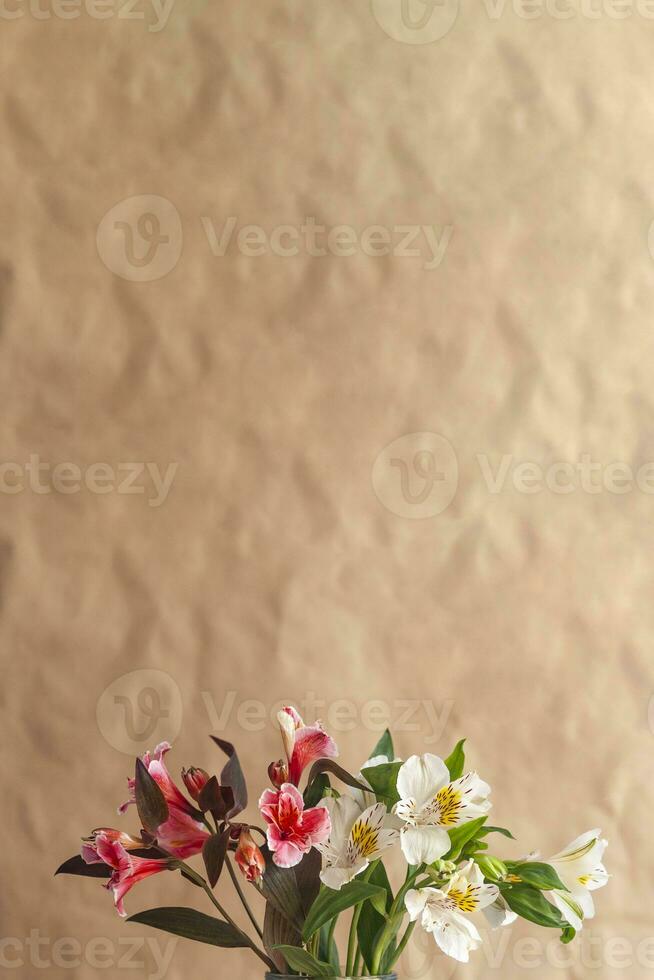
2, 1, 648, 977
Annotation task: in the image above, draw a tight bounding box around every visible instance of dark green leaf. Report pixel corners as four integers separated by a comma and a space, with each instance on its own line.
304, 772, 330, 808
499, 884, 567, 929
127, 907, 248, 947
561, 926, 576, 944
506, 862, 568, 892
357, 901, 386, 974
303, 880, 387, 941
444, 739, 466, 780
295, 848, 322, 918
210, 737, 247, 818
305, 760, 370, 795
369, 729, 394, 762
356, 862, 393, 972
444, 817, 487, 861
202, 828, 231, 888
259, 846, 304, 931
264, 904, 301, 973
273, 945, 334, 976
135, 758, 169, 835
55, 855, 112, 879
360, 762, 402, 806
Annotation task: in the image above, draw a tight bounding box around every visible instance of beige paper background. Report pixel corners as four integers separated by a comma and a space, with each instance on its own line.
2, 1, 651, 977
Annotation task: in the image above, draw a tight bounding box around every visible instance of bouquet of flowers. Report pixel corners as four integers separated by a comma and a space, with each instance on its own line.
58, 706, 608, 977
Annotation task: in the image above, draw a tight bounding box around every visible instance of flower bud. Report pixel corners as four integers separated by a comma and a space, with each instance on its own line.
268, 759, 289, 789
476, 856, 508, 881
235, 829, 266, 884
181, 766, 210, 802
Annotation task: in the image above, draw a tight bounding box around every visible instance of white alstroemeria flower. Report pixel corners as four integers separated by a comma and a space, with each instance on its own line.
546, 829, 609, 931
316, 796, 399, 890
393, 754, 492, 865
405, 861, 499, 963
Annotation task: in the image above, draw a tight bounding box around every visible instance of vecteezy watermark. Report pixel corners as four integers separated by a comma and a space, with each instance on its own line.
97, 669, 183, 755
202, 692, 455, 746
0, 0, 175, 30
370, 0, 460, 43
372, 432, 459, 519
0, 456, 178, 507
96, 196, 453, 282
97, 196, 183, 282
373, 434, 654, 520
477, 453, 654, 496
481, 0, 654, 19
0, 932, 177, 978
200, 217, 453, 271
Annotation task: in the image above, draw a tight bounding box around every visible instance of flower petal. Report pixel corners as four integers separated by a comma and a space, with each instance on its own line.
302, 804, 332, 845
397, 754, 449, 809
271, 838, 306, 869
483, 896, 518, 930
405, 888, 430, 922
320, 860, 367, 890
432, 911, 481, 963
289, 724, 338, 785
400, 824, 450, 864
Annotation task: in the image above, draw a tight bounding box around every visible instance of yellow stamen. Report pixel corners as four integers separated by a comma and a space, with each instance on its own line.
350, 820, 380, 857
434, 785, 462, 825
449, 885, 480, 913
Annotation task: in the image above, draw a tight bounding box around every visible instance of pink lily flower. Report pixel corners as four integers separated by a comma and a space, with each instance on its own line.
118, 742, 211, 859
259, 782, 331, 868
90, 832, 170, 917
154, 807, 212, 860
82, 828, 145, 865
119, 742, 196, 816
277, 707, 338, 786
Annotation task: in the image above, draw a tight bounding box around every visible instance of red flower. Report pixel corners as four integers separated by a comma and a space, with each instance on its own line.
181, 766, 210, 802
82, 828, 144, 865
259, 783, 331, 868
277, 707, 338, 786
235, 829, 266, 883
119, 742, 211, 859
91, 833, 170, 917
119, 742, 195, 816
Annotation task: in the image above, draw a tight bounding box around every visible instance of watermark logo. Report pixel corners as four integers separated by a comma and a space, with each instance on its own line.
97, 669, 183, 755
0, 931, 176, 978
372, 432, 459, 519
370, 0, 459, 43
96, 195, 183, 282
0, 456, 178, 507
0, 0, 176, 30
201, 216, 453, 270
202, 691, 454, 746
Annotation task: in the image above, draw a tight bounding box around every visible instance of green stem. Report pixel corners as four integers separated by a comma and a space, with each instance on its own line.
346, 903, 363, 976
387, 920, 416, 970
177, 861, 275, 971
225, 854, 264, 940
370, 866, 424, 977
326, 914, 337, 952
